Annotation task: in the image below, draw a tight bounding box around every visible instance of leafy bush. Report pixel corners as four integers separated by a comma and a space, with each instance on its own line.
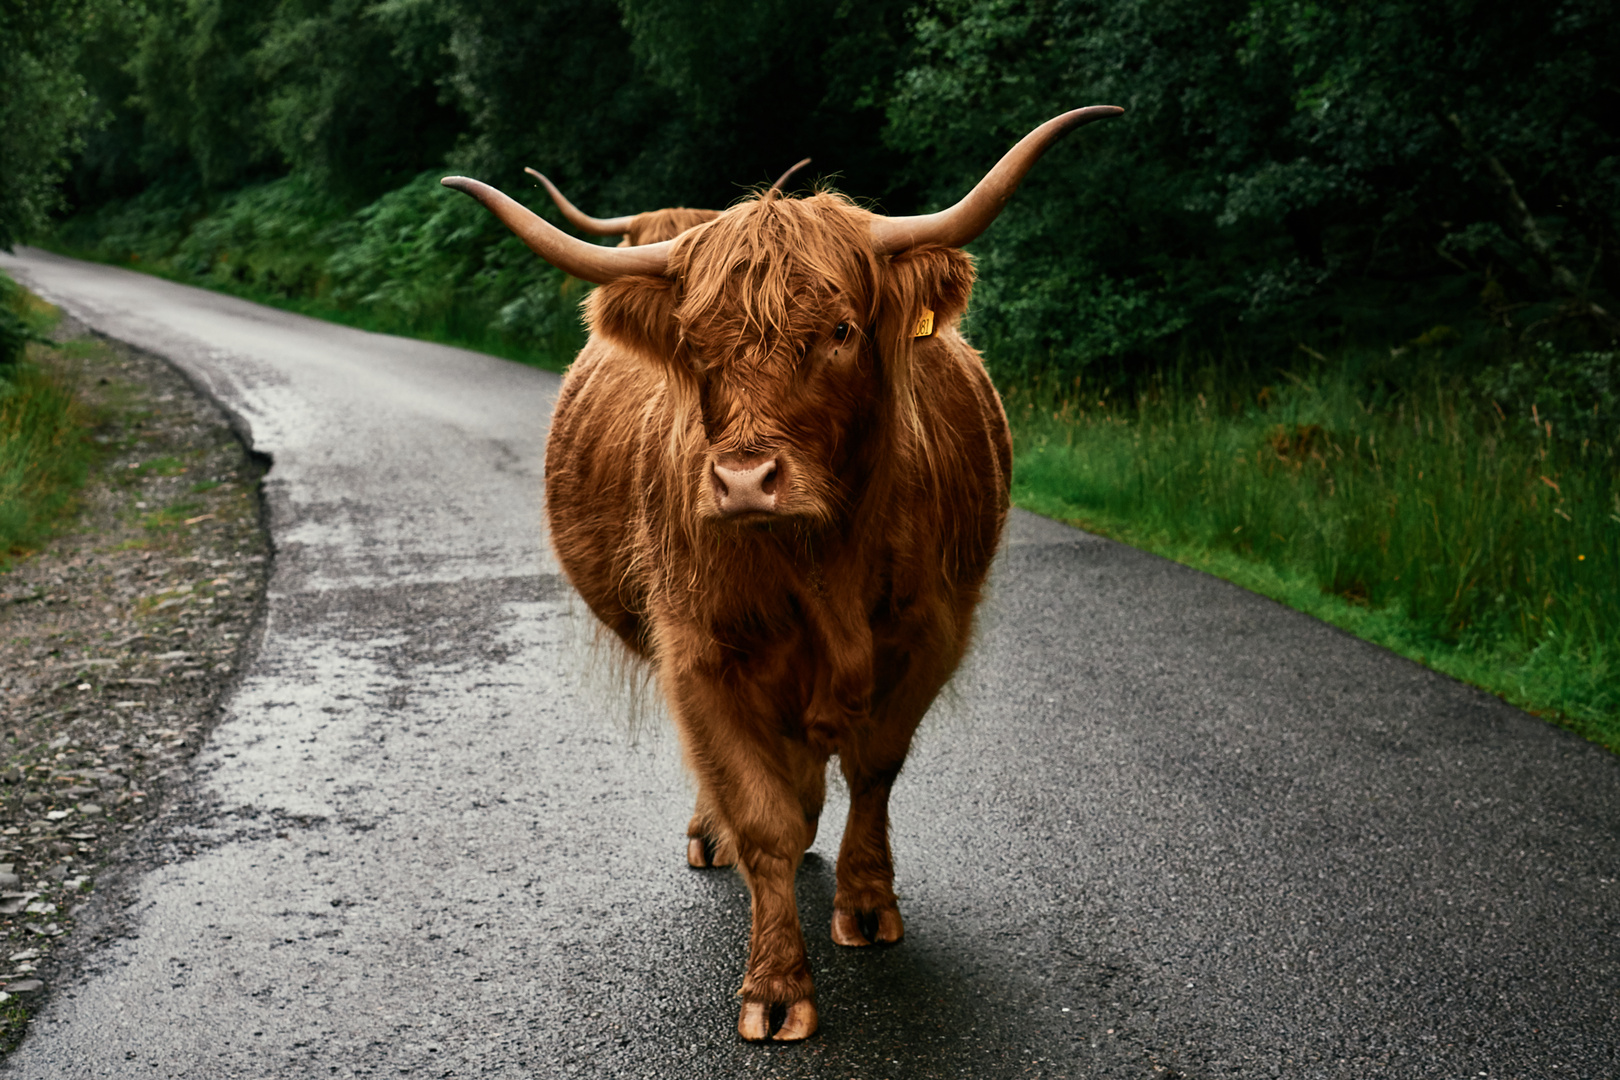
39, 0, 1620, 390
0, 0, 101, 248
0, 312, 32, 373
53, 173, 589, 369
888, 0, 1620, 385
0, 275, 48, 371
1478, 344, 1619, 448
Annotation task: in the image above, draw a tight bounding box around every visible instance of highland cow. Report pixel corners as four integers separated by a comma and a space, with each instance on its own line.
443, 105, 1121, 1041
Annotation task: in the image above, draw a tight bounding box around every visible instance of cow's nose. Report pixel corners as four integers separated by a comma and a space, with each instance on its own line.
711, 454, 781, 514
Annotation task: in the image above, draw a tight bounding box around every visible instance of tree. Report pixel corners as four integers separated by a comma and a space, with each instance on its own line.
886, 0, 1620, 385
255, 0, 461, 204
0, 0, 104, 248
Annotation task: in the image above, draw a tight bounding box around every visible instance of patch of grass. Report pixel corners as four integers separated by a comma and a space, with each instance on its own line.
0, 1000, 31, 1057
1008, 354, 1619, 751
141, 502, 204, 531
0, 277, 97, 567
130, 456, 187, 477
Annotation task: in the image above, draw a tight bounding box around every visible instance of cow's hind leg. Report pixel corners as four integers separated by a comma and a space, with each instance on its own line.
685, 786, 737, 869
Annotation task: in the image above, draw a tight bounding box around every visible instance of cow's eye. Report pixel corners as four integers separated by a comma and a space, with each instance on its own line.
833, 322, 850, 341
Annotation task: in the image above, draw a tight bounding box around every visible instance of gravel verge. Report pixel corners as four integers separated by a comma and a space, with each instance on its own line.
0, 311, 271, 1056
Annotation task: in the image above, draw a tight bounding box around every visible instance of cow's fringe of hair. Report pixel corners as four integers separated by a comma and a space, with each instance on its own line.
671, 192, 882, 370
650, 193, 992, 597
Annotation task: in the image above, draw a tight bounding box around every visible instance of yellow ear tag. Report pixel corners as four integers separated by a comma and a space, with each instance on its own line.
912, 307, 935, 338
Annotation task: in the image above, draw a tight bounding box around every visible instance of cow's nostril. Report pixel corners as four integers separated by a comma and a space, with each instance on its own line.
760, 460, 779, 496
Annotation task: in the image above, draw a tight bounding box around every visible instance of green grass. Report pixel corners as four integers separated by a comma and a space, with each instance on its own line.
0, 277, 95, 566
129, 455, 186, 477
1007, 358, 1619, 752
141, 501, 204, 531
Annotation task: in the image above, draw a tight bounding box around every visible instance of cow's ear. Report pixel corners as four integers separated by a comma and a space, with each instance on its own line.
873, 245, 976, 388
875, 245, 976, 347
584, 274, 686, 370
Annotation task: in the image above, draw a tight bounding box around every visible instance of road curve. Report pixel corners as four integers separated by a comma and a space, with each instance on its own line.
2, 247, 1616, 1079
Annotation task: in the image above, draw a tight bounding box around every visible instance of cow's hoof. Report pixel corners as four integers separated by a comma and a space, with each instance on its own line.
686, 835, 736, 869
831, 904, 904, 947
738, 998, 818, 1042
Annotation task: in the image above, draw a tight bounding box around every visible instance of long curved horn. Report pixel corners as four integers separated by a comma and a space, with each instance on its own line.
440, 177, 672, 284
869, 105, 1123, 254
523, 167, 637, 237
768, 157, 812, 194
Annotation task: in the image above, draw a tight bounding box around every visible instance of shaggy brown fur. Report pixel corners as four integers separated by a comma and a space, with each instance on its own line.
544, 190, 1011, 1041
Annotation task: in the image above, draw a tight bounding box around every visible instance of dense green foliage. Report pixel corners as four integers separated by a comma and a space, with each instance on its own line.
891, 0, 1620, 384
7, 0, 1618, 731
25, 0, 1616, 378
0, 275, 48, 369
53, 171, 591, 367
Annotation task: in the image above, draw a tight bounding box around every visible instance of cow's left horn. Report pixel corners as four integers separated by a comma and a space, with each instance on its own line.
441, 177, 673, 283
769, 158, 812, 194
524, 168, 637, 237
869, 105, 1124, 254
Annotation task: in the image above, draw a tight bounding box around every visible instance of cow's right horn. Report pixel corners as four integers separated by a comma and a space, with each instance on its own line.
524, 168, 637, 237
441, 177, 673, 284
869, 105, 1124, 254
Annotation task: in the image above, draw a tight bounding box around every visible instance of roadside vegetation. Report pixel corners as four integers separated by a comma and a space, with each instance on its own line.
49, 174, 588, 370
0, 276, 95, 566
1009, 343, 1619, 749
4, 0, 1617, 745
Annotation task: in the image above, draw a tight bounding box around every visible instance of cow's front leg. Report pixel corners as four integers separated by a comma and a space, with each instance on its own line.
734, 844, 818, 1042
831, 638, 953, 947
669, 669, 825, 1041
726, 745, 824, 1041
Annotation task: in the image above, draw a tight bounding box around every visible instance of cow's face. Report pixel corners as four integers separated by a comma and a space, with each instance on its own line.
682, 269, 878, 528
586, 194, 975, 530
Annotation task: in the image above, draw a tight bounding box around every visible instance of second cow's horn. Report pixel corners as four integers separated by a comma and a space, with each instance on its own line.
439, 177, 672, 284
524, 168, 636, 237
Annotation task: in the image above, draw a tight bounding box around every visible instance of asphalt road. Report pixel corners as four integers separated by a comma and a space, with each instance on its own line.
2, 247, 1616, 1080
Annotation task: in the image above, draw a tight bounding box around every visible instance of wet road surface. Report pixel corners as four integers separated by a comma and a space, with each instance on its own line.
2, 247, 1616, 1078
